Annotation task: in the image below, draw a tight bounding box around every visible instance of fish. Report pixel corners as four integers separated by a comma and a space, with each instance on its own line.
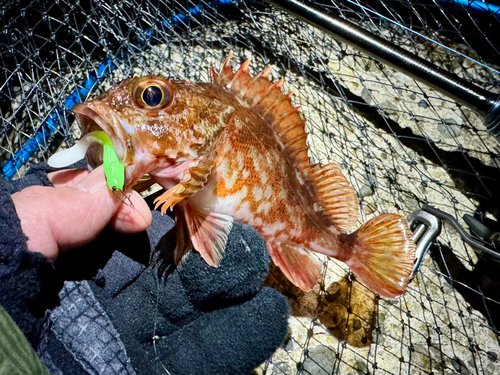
71, 52, 416, 298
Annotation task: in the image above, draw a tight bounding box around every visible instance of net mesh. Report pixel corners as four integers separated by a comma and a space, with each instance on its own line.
2, 0, 500, 374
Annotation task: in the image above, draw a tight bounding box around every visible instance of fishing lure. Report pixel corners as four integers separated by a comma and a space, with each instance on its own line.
48, 131, 124, 191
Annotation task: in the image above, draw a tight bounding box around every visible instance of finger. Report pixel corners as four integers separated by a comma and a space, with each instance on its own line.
109, 190, 153, 233
14, 165, 151, 259
48, 168, 90, 187
74, 165, 108, 193
48, 175, 123, 254
11, 175, 121, 260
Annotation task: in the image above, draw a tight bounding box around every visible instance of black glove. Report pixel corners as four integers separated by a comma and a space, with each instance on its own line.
93, 217, 290, 375
49, 208, 290, 375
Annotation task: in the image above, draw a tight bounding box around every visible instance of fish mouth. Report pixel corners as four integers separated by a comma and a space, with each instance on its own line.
72, 102, 130, 170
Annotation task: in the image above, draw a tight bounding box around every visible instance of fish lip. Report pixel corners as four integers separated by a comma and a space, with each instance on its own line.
72, 102, 129, 164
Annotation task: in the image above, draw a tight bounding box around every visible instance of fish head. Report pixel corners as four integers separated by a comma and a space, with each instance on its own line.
72, 75, 234, 190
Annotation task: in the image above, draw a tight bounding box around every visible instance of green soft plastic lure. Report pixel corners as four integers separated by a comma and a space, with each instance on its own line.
47, 131, 124, 191
101, 132, 125, 191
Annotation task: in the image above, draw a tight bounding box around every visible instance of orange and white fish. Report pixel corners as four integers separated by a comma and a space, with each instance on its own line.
72, 53, 415, 298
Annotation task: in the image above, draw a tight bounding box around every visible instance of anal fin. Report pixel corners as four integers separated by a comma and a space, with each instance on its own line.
183, 202, 234, 267
268, 242, 322, 292
173, 204, 193, 266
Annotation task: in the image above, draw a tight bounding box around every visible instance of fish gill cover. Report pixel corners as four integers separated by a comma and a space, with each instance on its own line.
1, 0, 500, 373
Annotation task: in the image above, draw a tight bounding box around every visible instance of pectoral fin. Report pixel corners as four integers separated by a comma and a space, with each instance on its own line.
154, 184, 188, 214
268, 242, 322, 291
154, 131, 229, 215
183, 202, 234, 267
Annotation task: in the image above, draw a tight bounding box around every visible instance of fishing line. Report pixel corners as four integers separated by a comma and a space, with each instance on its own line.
111, 187, 134, 207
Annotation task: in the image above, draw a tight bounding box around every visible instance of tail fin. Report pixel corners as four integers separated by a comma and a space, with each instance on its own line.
345, 213, 415, 298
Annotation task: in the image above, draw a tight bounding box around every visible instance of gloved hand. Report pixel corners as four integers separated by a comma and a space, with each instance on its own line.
3, 161, 290, 375
89, 218, 290, 375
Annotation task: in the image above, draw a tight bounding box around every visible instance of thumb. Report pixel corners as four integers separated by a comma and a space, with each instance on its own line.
54, 166, 152, 251
13, 166, 151, 260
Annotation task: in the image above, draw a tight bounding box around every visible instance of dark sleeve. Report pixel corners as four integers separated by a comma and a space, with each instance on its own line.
0, 172, 63, 350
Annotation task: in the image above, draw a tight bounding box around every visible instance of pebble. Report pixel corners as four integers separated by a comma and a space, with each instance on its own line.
355, 359, 369, 374
363, 200, 378, 215
381, 99, 399, 115
463, 58, 475, 69
361, 87, 372, 104
358, 170, 379, 198
437, 123, 462, 138
451, 357, 470, 375
359, 185, 374, 198
418, 99, 429, 108
461, 108, 471, 119
302, 346, 337, 375
393, 72, 414, 86
271, 362, 292, 375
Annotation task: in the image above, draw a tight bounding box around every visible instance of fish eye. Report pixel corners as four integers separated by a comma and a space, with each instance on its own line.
134, 79, 173, 110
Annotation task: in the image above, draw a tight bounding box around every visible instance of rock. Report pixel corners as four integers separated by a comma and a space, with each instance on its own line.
408, 92, 416, 100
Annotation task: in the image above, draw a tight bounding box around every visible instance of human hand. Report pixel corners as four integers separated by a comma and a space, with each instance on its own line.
11, 165, 152, 261
91, 220, 290, 375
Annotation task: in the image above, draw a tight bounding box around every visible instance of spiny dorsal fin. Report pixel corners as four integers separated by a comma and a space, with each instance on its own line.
304, 163, 360, 232
211, 53, 309, 169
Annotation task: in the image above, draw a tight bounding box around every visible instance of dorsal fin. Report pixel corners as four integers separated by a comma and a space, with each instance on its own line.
211, 54, 359, 232
304, 163, 360, 232
211, 52, 310, 169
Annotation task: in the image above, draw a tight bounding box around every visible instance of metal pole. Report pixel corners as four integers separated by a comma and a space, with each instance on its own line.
264, 0, 500, 138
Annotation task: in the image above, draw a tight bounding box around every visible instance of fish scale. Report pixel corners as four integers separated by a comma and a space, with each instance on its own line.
70, 55, 416, 298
